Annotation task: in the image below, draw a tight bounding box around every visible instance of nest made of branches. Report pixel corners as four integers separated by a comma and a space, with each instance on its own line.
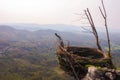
56, 46, 114, 79
55, 33, 114, 79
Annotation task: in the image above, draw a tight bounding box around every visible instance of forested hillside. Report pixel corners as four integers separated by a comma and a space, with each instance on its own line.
0, 25, 120, 80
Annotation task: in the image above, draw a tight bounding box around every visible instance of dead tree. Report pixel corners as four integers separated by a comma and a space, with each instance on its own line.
84, 8, 103, 51
99, 0, 111, 58
55, 1, 115, 80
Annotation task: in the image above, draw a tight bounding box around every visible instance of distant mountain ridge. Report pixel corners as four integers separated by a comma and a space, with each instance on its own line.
0, 25, 97, 50
0, 25, 120, 46
2, 23, 119, 33
0, 25, 16, 31
5, 24, 82, 33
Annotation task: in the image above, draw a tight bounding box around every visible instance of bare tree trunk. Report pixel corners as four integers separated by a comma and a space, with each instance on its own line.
99, 0, 111, 57
84, 8, 103, 51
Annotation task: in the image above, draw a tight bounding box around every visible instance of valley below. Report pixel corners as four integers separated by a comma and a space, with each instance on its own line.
0, 24, 120, 80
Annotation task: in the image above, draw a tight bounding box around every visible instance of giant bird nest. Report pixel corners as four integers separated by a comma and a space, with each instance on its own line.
56, 46, 114, 79
55, 33, 114, 79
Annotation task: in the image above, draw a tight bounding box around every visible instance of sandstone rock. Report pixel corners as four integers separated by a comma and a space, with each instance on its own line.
82, 66, 120, 80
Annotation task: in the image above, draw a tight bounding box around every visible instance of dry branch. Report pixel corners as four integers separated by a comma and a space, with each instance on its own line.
55, 33, 80, 80
84, 8, 103, 51
99, 0, 111, 57
55, 33, 64, 48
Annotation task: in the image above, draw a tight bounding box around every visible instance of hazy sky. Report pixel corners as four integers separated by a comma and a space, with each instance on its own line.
0, 0, 119, 29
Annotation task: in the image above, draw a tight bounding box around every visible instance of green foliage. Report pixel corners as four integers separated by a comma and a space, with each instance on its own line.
0, 48, 73, 80
116, 67, 120, 70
